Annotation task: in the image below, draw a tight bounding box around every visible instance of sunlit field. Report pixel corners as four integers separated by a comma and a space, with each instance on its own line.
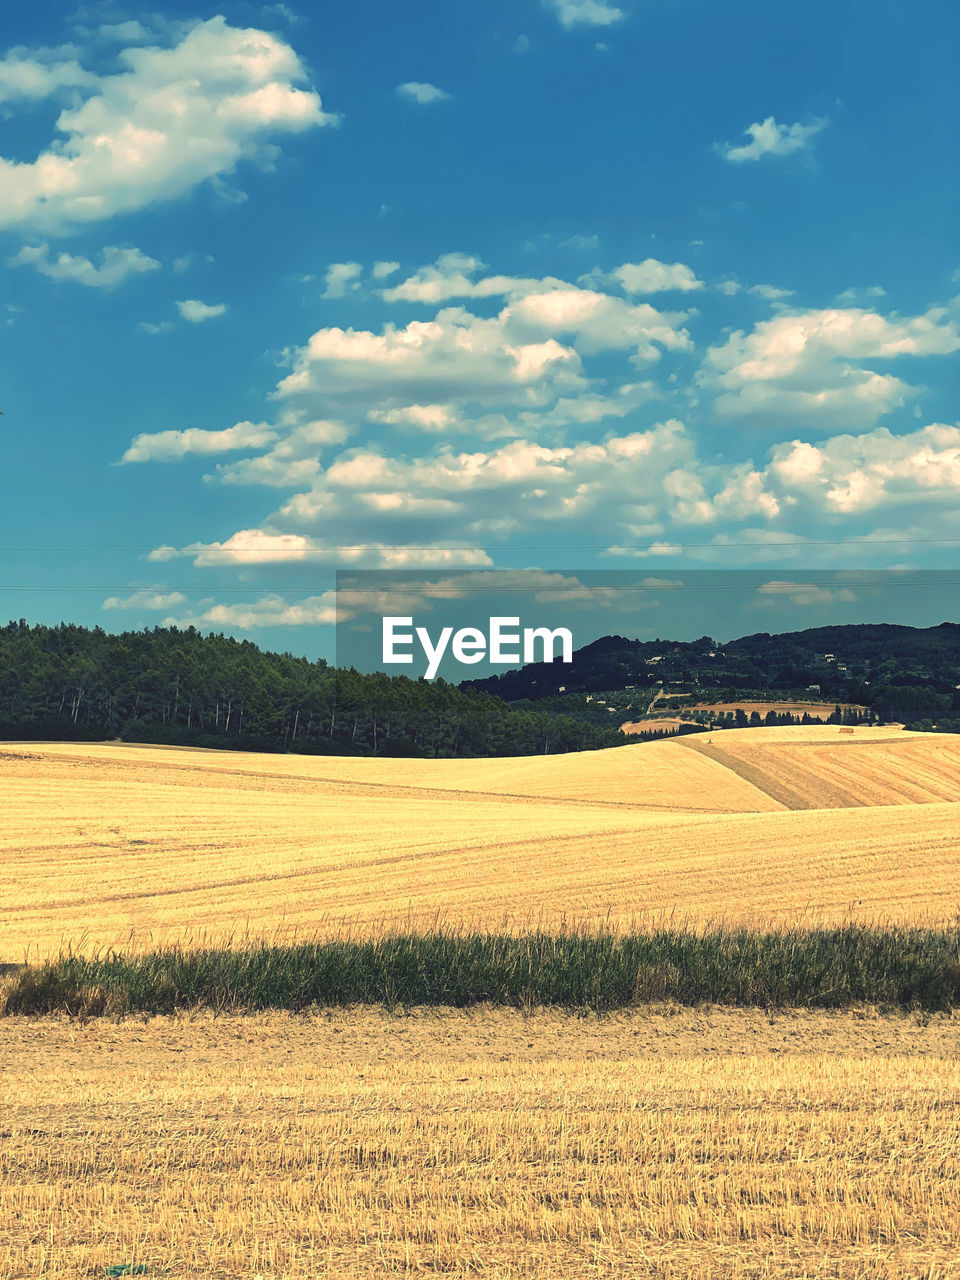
3, 1006, 960, 1280
2, 726, 960, 960
4, 729, 960, 1278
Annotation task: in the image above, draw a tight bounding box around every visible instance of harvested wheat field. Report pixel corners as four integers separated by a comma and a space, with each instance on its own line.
3, 726, 960, 959
3, 1006, 960, 1279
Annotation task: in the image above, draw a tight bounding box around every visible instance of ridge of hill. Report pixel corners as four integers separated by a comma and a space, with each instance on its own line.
463, 622, 960, 730
3, 725, 960, 959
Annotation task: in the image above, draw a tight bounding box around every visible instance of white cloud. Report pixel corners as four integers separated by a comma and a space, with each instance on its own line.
506, 286, 692, 362
153, 529, 491, 569
702, 305, 960, 429
543, 0, 624, 28
0, 50, 96, 102
213, 419, 349, 486
121, 421, 277, 464
381, 253, 521, 304
716, 116, 827, 163
138, 320, 174, 335
0, 18, 336, 234
397, 81, 450, 104
372, 260, 400, 279
747, 283, 796, 302
102, 588, 187, 610
322, 261, 362, 298
266, 420, 727, 542
176, 299, 227, 323
181, 592, 340, 629
370, 404, 458, 433
273, 305, 586, 407
600, 259, 704, 294
768, 424, 960, 514
836, 285, 887, 304
7, 242, 160, 287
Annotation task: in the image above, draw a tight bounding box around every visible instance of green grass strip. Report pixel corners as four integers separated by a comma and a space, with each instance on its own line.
3, 927, 960, 1017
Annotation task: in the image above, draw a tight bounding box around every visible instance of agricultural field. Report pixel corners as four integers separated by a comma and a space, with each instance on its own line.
3, 726, 960, 959
3, 1006, 960, 1279
4, 727, 960, 1279
687, 699, 869, 720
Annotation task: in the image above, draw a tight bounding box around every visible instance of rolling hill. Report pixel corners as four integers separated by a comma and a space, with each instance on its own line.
3, 724, 960, 960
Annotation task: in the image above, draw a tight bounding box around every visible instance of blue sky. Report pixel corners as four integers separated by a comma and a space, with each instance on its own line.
1, 0, 958, 660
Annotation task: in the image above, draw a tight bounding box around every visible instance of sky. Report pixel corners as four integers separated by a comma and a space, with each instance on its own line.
1, 0, 958, 662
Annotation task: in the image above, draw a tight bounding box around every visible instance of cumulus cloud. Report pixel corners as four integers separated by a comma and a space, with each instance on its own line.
597, 259, 704, 294
266, 420, 754, 543
102, 588, 187, 610
213, 419, 349, 486
702, 305, 960, 429
372, 260, 400, 279
506, 286, 692, 362
176, 299, 227, 323
7, 242, 160, 287
152, 529, 491, 569
133, 245, 960, 571
273, 305, 586, 406
120, 421, 278, 463
397, 81, 450, 104
543, 0, 624, 28
0, 18, 336, 234
716, 116, 827, 163
322, 261, 362, 298
381, 253, 522, 304
174, 592, 340, 629
0, 50, 96, 102
836, 285, 887, 304
768, 424, 960, 514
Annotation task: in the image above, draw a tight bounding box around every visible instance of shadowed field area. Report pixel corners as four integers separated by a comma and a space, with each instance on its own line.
2, 727, 960, 959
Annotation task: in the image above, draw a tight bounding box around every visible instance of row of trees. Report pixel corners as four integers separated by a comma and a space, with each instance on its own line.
0, 621, 627, 758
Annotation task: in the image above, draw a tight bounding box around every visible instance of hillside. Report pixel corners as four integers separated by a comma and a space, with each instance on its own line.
3, 725, 960, 960
464, 622, 960, 730
0, 620, 624, 758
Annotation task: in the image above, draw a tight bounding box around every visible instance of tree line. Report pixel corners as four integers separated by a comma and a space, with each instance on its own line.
0, 620, 628, 757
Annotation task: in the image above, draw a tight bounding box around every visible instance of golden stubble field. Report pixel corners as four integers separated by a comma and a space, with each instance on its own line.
2, 726, 960, 959
3, 1006, 960, 1280
3, 727, 960, 1279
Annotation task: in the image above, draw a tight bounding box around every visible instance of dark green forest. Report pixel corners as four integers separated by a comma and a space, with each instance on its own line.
3, 618, 959, 759
0, 620, 626, 757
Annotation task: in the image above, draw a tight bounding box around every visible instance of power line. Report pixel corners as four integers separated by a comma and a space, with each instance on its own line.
2, 579, 960, 594
1, 537, 960, 552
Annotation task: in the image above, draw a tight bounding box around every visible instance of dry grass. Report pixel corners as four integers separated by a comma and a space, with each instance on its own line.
3, 730, 960, 959
686, 727, 960, 810
3, 1006, 960, 1279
